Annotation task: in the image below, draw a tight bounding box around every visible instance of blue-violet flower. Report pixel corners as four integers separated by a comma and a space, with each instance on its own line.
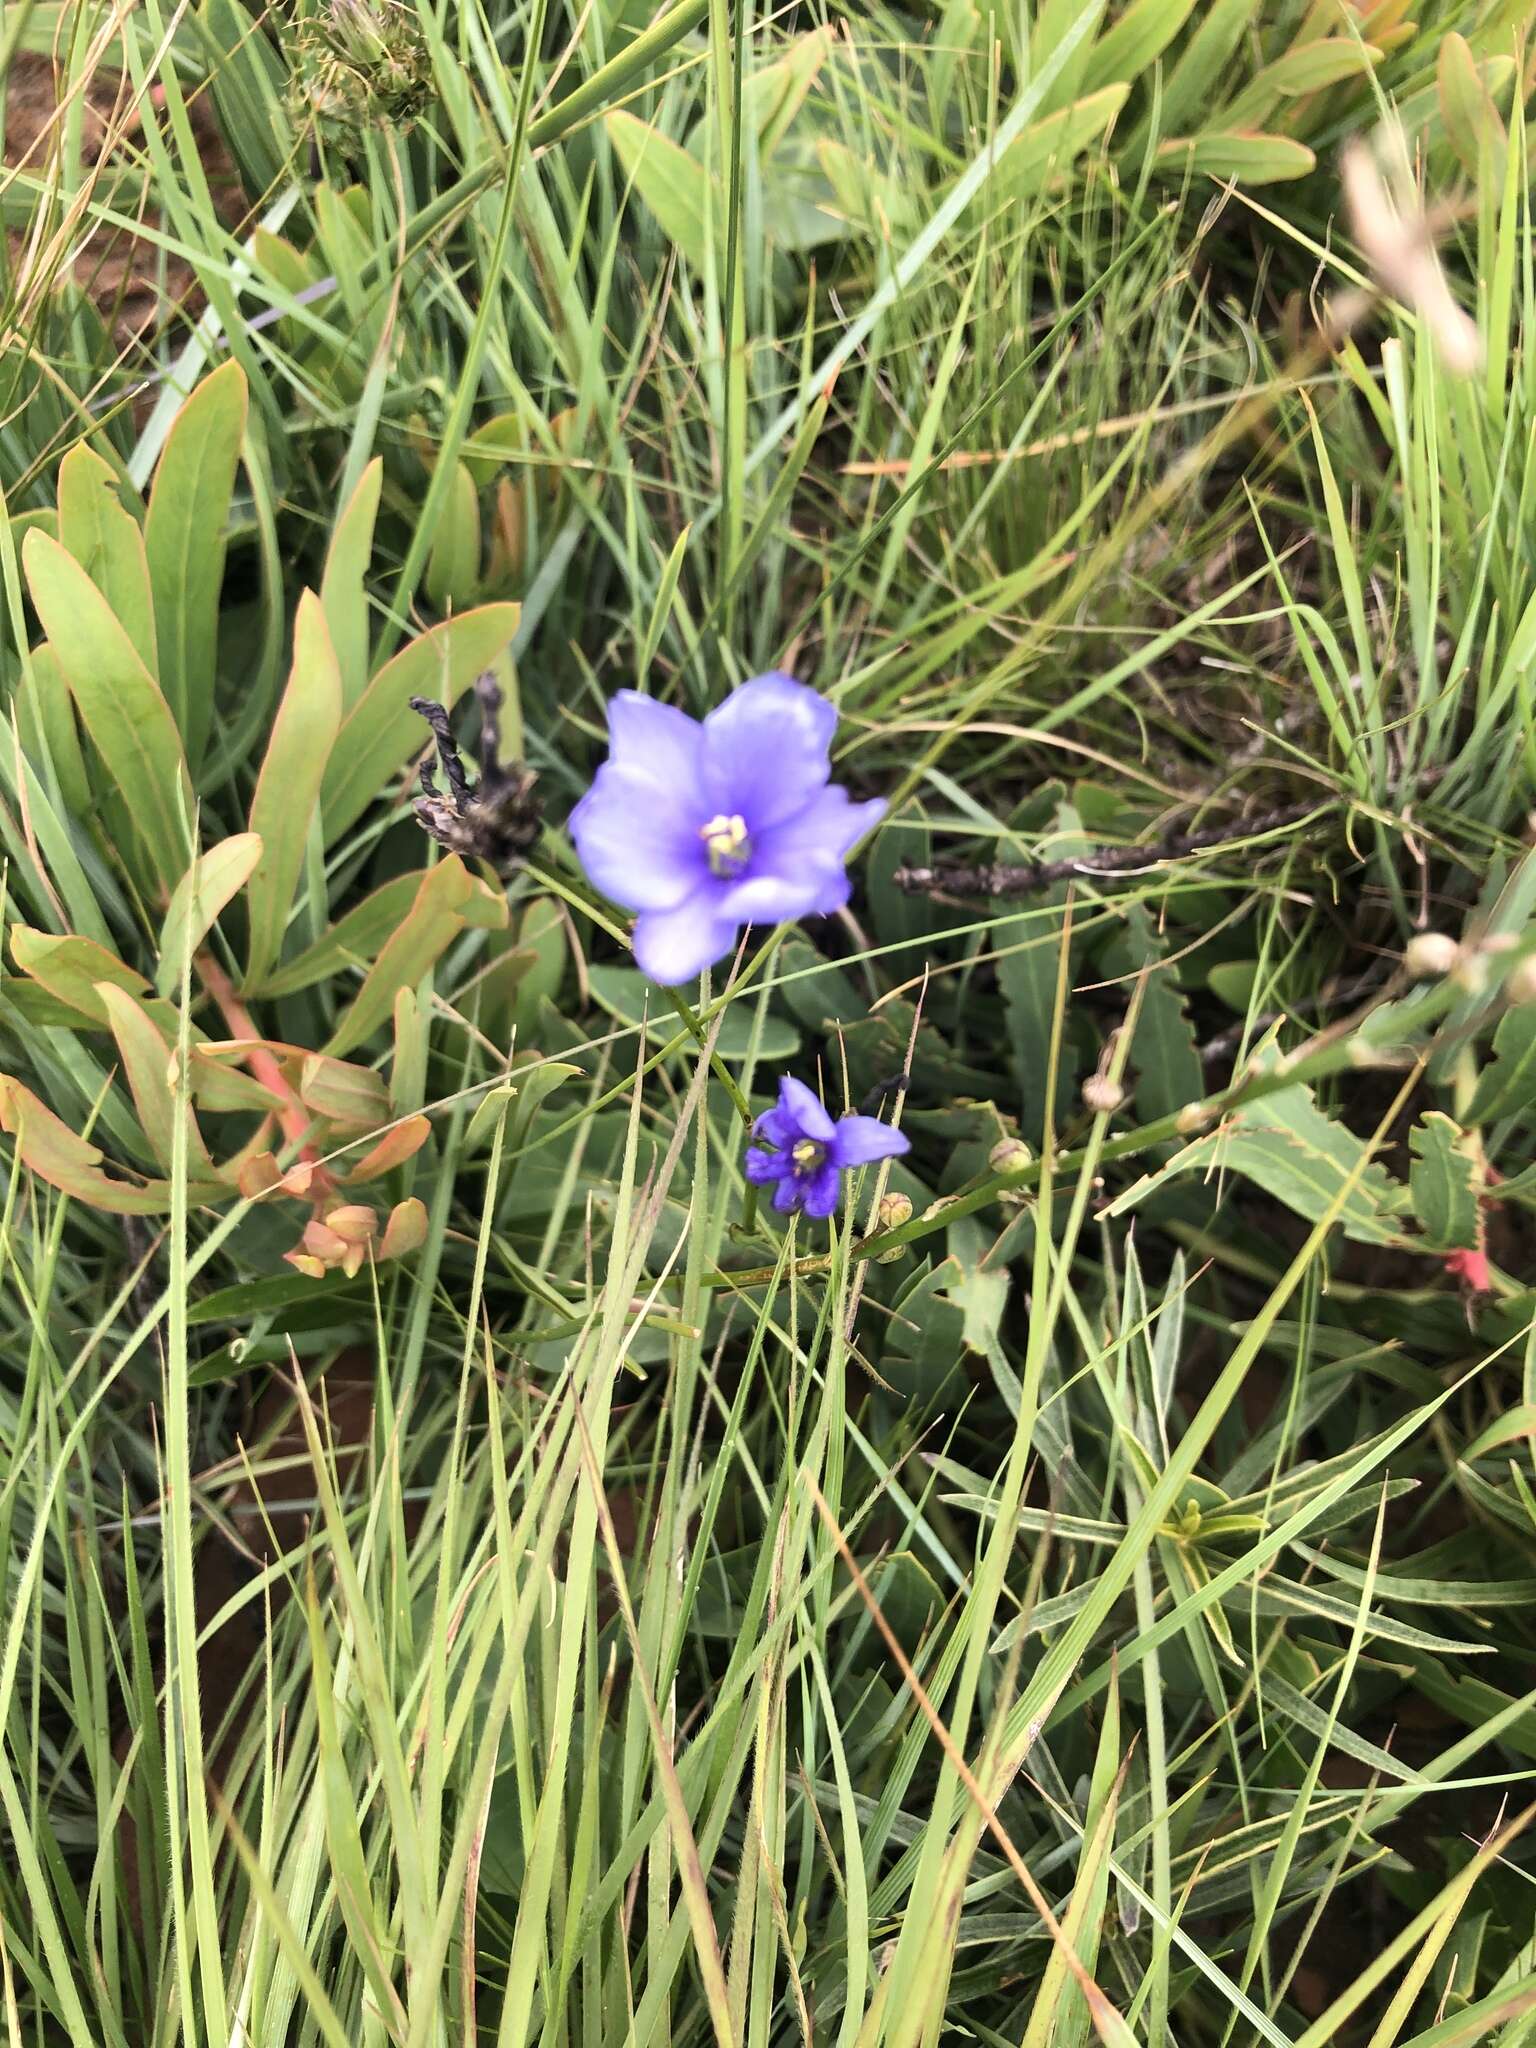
745, 1077, 910, 1219
568, 674, 885, 986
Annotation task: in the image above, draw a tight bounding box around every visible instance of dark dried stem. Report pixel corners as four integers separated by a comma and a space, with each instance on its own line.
895, 801, 1325, 900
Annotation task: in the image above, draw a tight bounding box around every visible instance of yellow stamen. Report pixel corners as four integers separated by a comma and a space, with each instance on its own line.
792, 1139, 823, 1168
700, 811, 751, 876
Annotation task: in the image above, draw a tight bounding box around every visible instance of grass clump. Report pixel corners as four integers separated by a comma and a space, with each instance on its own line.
2, 1, 1536, 2043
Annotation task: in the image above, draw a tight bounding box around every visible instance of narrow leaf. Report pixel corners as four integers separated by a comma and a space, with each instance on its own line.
324, 857, 476, 1058
157, 834, 263, 997
320, 458, 383, 711
56, 444, 156, 673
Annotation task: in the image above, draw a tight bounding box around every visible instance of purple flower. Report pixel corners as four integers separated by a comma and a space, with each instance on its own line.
568, 673, 885, 986
745, 1076, 910, 1220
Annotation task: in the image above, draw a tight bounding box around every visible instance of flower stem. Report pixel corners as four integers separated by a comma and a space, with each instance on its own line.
195, 951, 314, 1156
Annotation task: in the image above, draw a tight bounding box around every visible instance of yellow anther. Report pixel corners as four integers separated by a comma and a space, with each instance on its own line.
792, 1139, 823, 1168
700, 812, 752, 876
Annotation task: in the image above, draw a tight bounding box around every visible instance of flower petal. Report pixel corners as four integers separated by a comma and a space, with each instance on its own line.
631, 886, 739, 986
718, 870, 836, 925
801, 1163, 843, 1219
829, 1115, 910, 1167
778, 1076, 837, 1143
607, 691, 704, 794
752, 788, 886, 876
569, 768, 706, 911
771, 1175, 805, 1214
745, 1145, 791, 1184
753, 1105, 799, 1148
701, 674, 839, 829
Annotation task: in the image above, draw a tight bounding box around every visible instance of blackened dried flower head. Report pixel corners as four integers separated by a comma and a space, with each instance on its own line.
410, 674, 542, 874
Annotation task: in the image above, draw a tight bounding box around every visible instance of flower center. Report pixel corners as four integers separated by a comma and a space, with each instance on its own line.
700, 812, 752, 878
791, 1138, 825, 1173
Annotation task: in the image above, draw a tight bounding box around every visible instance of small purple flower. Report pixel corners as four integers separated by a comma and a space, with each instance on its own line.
745, 1076, 910, 1220
568, 674, 885, 986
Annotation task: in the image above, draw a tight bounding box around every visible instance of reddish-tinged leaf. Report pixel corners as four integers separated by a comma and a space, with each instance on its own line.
380, 1197, 427, 1260
345, 1115, 432, 1183
97, 984, 218, 1177
0, 1074, 170, 1213
298, 1054, 392, 1128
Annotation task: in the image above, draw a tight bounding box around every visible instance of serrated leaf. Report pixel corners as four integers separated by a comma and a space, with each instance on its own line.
1408, 1112, 1482, 1252
1467, 1004, 1536, 1125
1107, 1082, 1410, 1245
157, 834, 263, 997
56, 443, 155, 673
23, 529, 193, 894
320, 458, 382, 711
321, 603, 520, 844
245, 592, 343, 989
324, 856, 479, 1058
143, 359, 248, 763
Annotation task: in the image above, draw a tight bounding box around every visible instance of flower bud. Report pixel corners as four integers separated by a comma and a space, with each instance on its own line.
1081, 1074, 1125, 1116
1176, 1101, 1213, 1135
876, 1191, 913, 1231
1405, 931, 1460, 979
1506, 956, 1536, 1006
323, 1204, 378, 1246
988, 1136, 1032, 1177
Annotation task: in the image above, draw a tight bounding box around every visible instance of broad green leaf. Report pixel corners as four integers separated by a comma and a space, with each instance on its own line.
17, 644, 91, 817
1219, 38, 1381, 127
255, 866, 504, 999
321, 603, 520, 844
977, 85, 1129, 211
1092, 0, 1198, 86
157, 834, 263, 997
0, 1074, 170, 1213
296, 1055, 391, 1128
23, 530, 193, 894
465, 1059, 585, 1153
56, 444, 156, 673
740, 27, 834, 153
425, 461, 482, 612
143, 359, 248, 764
320, 458, 382, 711
10, 926, 150, 1025
1108, 1082, 1410, 1246
1467, 1004, 1536, 1125
325, 857, 479, 1058
97, 984, 217, 1177
1408, 1112, 1482, 1252
1438, 31, 1505, 178
606, 110, 713, 271
1154, 133, 1316, 184
245, 592, 344, 990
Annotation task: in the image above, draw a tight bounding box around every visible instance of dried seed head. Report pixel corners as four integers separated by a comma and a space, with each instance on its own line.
876, 1191, 913, 1231
1405, 931, 1461, 979
1505, 956, 1536, 1006
1081, 1074, 1125, 1116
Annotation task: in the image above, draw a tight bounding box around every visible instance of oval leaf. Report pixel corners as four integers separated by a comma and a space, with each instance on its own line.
245, 591, 343, 989
143, 359, 248, 763
158, 834, 263, 997
23, 529, 193, 894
